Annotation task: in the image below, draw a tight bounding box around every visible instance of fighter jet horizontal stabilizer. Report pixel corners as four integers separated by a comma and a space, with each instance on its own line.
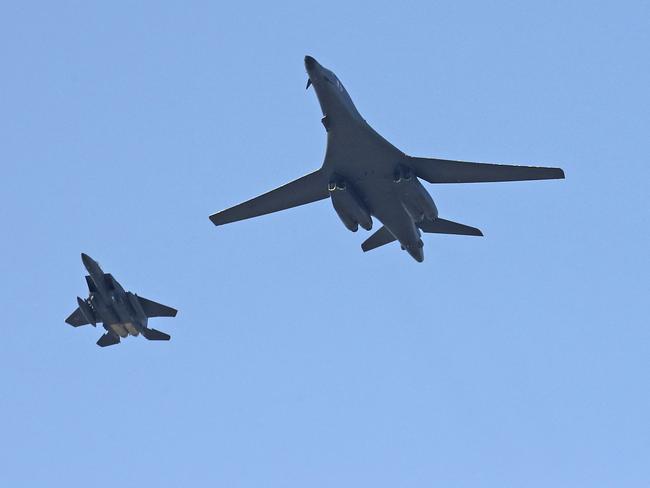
97, 333, 121, 347
141, 328, 171, 341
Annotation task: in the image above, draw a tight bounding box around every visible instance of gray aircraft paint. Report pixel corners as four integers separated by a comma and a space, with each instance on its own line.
210, 56, 564, 262
65, 253, 177, 347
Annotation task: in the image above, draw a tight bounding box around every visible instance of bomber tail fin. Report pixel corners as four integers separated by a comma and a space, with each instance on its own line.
141, 328, 171, 341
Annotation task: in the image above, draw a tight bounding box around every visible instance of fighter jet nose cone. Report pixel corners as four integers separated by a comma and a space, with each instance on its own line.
81, 253, 94, 268
304, 55, 317, 69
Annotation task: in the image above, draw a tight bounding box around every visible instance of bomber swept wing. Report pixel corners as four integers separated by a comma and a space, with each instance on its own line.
409, 157, 564, 183
209, 170, 329, 226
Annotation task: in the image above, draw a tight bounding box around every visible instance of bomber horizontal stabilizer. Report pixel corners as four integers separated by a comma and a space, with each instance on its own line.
409, 157, 564, 184
141, 328, 171, 341
137, 296, 177, 318
361, 226, 397, 252
418, 218, 483, 236
97, 332, 120, 347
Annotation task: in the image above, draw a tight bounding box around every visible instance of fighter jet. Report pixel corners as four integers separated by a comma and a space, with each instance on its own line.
209, 56, 564, 262
65, 253, 177, 347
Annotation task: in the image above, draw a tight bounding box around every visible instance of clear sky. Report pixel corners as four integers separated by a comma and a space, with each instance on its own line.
1, 1, 649, 487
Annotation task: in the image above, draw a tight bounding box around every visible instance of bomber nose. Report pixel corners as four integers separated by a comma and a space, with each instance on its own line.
304, 55, 317, 69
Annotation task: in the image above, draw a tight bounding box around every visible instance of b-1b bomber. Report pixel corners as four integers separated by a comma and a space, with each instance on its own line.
210, 56, 565, 262
65, 253, 177, 347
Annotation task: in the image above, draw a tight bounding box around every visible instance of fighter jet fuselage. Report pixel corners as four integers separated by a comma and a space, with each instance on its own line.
66, 254, 177, 347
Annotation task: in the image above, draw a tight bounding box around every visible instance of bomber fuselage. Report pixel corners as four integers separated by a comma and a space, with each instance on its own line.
305, 56, 433, 261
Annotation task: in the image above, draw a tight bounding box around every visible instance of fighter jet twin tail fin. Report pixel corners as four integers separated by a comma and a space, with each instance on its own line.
362, 218, 483, 253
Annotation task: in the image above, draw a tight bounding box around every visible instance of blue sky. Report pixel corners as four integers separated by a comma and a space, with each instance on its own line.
1, 1, 649, 486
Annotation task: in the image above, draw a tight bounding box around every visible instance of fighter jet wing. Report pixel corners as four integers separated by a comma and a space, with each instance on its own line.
209, 169, 329, 225
137, 296, 178, 318
65, 308, 90, 327
409, 157, 564, 183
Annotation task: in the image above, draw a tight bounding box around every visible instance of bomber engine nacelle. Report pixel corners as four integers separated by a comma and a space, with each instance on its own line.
328, 178, 373, 232
77, 296, 97, 326
394, 165, 438, 222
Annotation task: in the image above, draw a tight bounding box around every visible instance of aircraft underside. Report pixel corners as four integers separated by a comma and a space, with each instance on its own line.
208, 56, 564, 262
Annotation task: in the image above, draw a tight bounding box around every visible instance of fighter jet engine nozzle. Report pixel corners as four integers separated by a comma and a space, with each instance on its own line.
329, 177, 373, 232
401, 180, 439, 223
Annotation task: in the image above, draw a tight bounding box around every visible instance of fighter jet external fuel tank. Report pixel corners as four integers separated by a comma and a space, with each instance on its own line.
65, 254, 177, 347
209, 56, 564, 262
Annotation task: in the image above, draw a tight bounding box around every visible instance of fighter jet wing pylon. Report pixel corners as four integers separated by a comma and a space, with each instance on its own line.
209, 169, 329, 226
137, 296, 178, 318
409, 157, 564, 183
